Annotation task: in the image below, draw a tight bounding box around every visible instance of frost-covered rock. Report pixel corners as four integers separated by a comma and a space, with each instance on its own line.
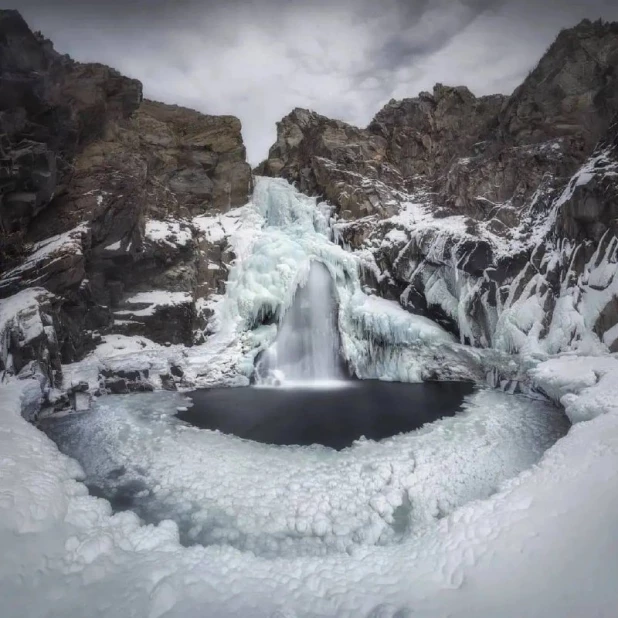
0, 288, 61, 402
258, 19, 618, 361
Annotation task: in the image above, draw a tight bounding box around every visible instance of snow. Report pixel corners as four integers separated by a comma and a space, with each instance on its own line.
2, 355, 618, 617
103, 240, 122, 251
530, 355, 618, 423
326, 136, 618, 359
553, 147, 618, 209
1, 223, 88, 281
193, 209, 245, 244
346, 292, 454, 347
114, 291, 193, 317
145, 219, 192, 248
0, 288, 54, 378
61, 332, 252, 392
43, 388, 568, 558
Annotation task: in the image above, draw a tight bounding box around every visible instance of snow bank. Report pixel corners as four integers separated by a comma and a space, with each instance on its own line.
530, 354, 618, 423
62, 332, 253, 392
2, 356, 618, 617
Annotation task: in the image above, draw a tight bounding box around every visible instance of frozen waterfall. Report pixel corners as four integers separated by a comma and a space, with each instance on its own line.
204, 176, 462, 385
255, 261, 346, 386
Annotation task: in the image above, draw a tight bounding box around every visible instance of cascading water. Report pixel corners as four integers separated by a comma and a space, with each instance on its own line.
255, 261, 346, 386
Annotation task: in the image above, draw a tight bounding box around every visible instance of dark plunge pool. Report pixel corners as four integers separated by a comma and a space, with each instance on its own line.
180, 380, 476, 450
38, 386, 569, 553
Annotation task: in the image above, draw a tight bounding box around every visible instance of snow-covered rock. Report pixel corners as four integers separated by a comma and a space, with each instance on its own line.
0, 288, 61, 397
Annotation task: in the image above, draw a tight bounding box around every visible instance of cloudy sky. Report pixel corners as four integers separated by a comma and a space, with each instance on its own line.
13, 0, 618, 164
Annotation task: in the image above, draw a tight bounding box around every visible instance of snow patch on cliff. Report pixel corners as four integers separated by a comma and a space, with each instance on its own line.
145, 219, 192, 247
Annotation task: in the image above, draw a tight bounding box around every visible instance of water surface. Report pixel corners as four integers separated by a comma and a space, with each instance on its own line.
181, 380, 476, 450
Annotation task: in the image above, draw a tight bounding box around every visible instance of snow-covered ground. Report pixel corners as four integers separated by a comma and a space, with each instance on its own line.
1, 354, 617, 617
2, 175, 618, 617
40, 388, 568, 557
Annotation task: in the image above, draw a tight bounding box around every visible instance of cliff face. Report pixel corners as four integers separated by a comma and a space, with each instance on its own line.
0, 10, 251, 385
259, 19, 618, 356
3, 11, 618, 399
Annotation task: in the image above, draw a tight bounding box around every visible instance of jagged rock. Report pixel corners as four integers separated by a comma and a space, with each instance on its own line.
368, 84, 506, 179
0, 287, 62, 386
0, 10, 143, 236
260, 19, 618, 355
111, 291, 196, 346
556, 117, 618, 242
499, 19, 618, 149
257, 108, 403, 219
0, 11, 251, 355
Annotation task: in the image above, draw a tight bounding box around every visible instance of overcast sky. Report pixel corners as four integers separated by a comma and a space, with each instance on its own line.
13, 0, 618, 164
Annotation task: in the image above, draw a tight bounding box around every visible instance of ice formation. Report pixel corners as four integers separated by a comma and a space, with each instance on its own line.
254, 261, 346, 386
42, 388, 568, 558
2, 359, 618, 617
200, 177, 468, 385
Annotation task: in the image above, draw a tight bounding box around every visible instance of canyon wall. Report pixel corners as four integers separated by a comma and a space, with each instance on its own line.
0, 10, 251, 386
258, 18, 618, 356
2, 11, 618, 397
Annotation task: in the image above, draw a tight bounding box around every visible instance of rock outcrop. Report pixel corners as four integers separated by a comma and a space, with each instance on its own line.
2, 10, 618, 402
0, 10, 251, 385
256, 107, 403, 220
260, 18, 618, 356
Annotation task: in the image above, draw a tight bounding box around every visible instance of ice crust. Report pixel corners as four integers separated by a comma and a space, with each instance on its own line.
3, 357, 618, 617
42, 388, 567, 559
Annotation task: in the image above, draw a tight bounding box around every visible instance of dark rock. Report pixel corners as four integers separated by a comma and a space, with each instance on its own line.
170, 365, 184, 378
0, 11, 251, 356
106, 378, 128, 394
160, 373, 177, 391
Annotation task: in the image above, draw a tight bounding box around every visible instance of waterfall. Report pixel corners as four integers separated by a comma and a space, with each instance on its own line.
255, 261, 346, 386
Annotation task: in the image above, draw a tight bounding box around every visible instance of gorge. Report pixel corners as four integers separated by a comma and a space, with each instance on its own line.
1, 8, 618, 618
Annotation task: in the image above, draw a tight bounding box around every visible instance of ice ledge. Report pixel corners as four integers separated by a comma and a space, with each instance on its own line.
530, 354, 618, 423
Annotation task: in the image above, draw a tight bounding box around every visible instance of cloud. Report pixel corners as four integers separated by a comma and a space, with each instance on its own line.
11, 0, 618, 164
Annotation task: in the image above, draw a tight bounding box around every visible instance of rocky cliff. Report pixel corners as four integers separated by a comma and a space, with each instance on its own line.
258, 18, 618, 358
2, 12, 618, 405
0, 10, 251, 388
